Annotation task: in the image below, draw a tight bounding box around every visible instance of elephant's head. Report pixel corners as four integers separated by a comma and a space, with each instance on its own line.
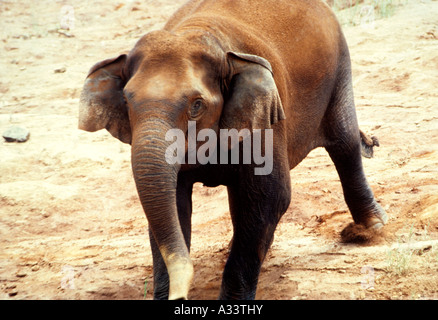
79, 30, 285, 299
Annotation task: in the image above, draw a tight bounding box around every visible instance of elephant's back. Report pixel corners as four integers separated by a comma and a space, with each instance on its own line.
165, 0, 341, 49
165, 0, 343, 89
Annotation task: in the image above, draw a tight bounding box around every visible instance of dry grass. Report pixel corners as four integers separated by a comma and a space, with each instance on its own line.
329, 0, 410, 26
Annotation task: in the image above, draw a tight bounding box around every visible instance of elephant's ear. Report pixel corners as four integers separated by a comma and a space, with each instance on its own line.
220, 52, 285, 139
79, 54, 132, 144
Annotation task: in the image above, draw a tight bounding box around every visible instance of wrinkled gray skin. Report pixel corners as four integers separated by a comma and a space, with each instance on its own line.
79, 0, 388, 300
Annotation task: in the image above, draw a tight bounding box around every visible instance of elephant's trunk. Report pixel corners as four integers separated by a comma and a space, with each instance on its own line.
131, 118, 193, 300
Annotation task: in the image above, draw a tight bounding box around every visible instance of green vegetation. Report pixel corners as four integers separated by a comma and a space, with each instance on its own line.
385, 222, 438, 276
386, 223, 415, 276
331, 0, 409, 26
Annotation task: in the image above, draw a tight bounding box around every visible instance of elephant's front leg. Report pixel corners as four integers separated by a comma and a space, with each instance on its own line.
149, 176, 194, 300
219, 165, 291, 300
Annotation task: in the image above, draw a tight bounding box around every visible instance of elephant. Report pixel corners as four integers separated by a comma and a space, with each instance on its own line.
78, 0, 388, 300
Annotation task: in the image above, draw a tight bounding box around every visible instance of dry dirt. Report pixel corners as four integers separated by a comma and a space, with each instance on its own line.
1, 0, 437, 300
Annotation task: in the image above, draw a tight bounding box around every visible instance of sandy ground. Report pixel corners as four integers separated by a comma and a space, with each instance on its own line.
1, 0, 437, 300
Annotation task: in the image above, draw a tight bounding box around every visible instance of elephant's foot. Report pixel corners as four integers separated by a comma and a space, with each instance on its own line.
360, 200, 388, 230
341, 201, 388, 243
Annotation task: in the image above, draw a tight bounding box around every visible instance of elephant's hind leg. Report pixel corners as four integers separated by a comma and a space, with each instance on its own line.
323, 63, 387, 229
325, 138, 388, 228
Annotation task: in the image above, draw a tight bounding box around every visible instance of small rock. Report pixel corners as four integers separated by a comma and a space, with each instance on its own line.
31, 265, 40, 272
54, 67, 66, 73
57, 29, 74, 38
8, 290, 18, 297
3, 126, 30, 143
41, 210, 50, 218
16, 271, 27, 278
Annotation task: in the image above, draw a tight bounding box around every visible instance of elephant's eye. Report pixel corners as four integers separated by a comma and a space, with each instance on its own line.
188, 99, 206, 119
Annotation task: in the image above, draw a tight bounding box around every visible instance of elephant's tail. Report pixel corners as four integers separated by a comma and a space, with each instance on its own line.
360, 130, 379, 158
